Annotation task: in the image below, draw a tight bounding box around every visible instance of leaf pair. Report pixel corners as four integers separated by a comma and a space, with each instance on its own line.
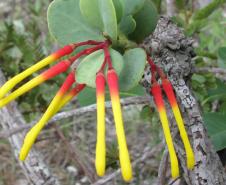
76, 48, 146, 91
48, 0, 158, 44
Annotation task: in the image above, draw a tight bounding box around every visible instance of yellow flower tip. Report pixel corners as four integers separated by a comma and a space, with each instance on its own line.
170, 154, 179, 179
19, 147, 28, 161
120, 150, 133, 182
187, 152, 195, 170
171, 168, 179, 179
0, 82, 13, 100
122, 169, 133, 182
95, 163, 105, 177
19, 127, 40, 161
95, 142, 106, 177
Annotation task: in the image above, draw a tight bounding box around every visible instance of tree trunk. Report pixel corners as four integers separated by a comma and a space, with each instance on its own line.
0, 69, 61, 185
141, 17, 226, 185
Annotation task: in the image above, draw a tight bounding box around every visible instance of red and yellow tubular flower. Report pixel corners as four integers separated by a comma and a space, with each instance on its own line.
19, 72, 75, 161
0, 45, 74, 99
151, 83, 179, 178
0, 60, 72, 108
0, 43, 107, 108
162, 79, 195, 169
107, 69, 133, 182
58, 84, 86, 110
95, 72, 106, 177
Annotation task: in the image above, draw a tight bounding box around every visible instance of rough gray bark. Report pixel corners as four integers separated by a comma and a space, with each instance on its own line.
141, 17, 226, 185
0, 69, 61, 185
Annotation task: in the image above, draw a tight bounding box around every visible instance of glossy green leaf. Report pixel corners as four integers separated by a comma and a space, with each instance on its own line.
112, 0, 125, 22
119, 48, 146, 91
119, 15, 136, 35
203, 112, 226, 151
47, 0, 104, 45
80, 0, 120, 40
79, 0, 103, 29
98, 0, 118, 40
129, 0, 158, 42
124, 0, 145, 15
76, 49, 124, 88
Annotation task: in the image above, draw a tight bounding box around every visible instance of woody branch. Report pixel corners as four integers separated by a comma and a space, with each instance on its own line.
141, 17, 226, 184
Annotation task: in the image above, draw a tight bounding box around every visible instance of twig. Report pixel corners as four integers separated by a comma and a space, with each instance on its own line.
157, 149, 169, 185
0, 69, 61, 185
0, 96, 149, 139
195, 67, 226, 81
91, 143, 163, 185
54, 125, 96, 182
168, 177, 180, 185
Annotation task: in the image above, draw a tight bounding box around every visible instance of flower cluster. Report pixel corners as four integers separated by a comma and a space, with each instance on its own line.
0, 39, 195, 181
147, 55, 195, 178
0, 40, 132, 181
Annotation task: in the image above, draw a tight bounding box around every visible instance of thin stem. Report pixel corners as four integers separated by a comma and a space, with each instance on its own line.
73, 40, 104, 48
104, 46, 113, 69
69, 43, 107, 64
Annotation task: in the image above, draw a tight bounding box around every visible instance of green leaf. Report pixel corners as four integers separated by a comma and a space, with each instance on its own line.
192, 0, 225, 20
119, 15, 136, 35
140, 105, 153, 120
218, 47, 226, 68
79, 0, 118, 40
98, 0, 118, 40
120, 85, 145, 97
218, 47, 226, 62
202, 80, 226, 105
47, 0, 104, 45
119, 48, 146, 91
79, 0, 103, 29
124, 0, 145, 15
186, 19, 208, 36
79, 0, 118, 41
77, 87, 97, 106
151, 0, 162, 12
76, 49, 124, 88
129, 0, 158, 42
192, 74, 206, 83
112, 0, 125, 22
203, 112, 226, 151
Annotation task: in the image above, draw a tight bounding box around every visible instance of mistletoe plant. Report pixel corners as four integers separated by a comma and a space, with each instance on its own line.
0, 0, 195, 182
